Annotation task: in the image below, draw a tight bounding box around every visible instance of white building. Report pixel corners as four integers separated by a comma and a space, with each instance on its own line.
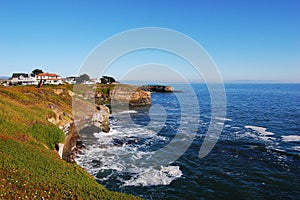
10, 73, 38, 85
64, 76, 78, 84
36, 73, 63, 85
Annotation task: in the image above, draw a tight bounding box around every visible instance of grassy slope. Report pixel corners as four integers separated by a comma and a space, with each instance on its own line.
0, 85, 139, 199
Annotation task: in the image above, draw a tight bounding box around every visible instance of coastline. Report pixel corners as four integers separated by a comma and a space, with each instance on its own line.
0, 85, 140, 199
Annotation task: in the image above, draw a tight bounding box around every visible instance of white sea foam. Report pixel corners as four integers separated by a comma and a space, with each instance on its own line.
123, 166, 182, 187
75, 121, 179, 187
118, 110, 138, 114
281, 135, 300, 142
291, 146, 300, 151
242, 131, 257, 139
245, 126, 274, 136
214, 117, 232, 121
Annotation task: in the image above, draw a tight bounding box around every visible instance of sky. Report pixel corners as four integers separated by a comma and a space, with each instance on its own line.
0, 0, 299, 82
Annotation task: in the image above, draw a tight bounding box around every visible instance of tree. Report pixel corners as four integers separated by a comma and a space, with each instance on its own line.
76, 74, 90, 84
32, 69, 44, 75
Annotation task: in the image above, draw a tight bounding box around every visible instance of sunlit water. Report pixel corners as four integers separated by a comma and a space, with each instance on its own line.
76, 84, 300, 199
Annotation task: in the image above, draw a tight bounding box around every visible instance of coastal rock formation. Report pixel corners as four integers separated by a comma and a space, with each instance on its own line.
48, 88, 111, 162
140, 85, 174, 93
94, 84, 151, 106
62, 104, 111, 162
76, 84, 152, 106
91, 105, 110, 133
111, 85, 151, 106
62, 123, 83, 162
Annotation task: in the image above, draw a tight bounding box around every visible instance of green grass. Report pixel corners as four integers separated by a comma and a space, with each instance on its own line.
0, 85, 140, 199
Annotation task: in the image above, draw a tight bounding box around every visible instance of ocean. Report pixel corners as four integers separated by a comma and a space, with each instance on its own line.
75, 84, 300, 199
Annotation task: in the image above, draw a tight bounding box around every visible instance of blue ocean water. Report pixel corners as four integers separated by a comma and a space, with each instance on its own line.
76, 84, 300, 199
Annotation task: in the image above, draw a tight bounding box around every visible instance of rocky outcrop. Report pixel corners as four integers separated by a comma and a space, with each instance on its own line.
77, 84, 152, 106
62, 123, 82, 162
48, 88, 111, 162
110, 85, 151, 106
48, 84, 152, 162
140, 85, 174, 93
92, 105, 110, 132
62, 104, 111, 162
81, 105, 110, 133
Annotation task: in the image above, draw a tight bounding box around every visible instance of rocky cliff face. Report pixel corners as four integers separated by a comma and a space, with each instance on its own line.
49, 84, 153, 162
61, 104, 111, 162
48, 88, 111, 162
110, 85, 151, 106
94, 84, 151, 106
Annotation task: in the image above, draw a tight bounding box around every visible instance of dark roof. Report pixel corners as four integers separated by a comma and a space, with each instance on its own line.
102, 76, 116, 83
12, 73, 27, 78
12, 73, 35, 78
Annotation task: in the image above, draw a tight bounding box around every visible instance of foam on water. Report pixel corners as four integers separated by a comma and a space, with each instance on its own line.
123, 166, 182, 187
118, 110, 138, 114
281, 135, 300, 142
291, 146, 300, 151
75, 122, 182, 187
245, 126, 274, 136
214, 117, 232, 121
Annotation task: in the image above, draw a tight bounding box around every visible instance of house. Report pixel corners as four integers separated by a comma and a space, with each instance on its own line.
83, 78, 99, 85
36, 73, 63, 85
100, 76, 117, 84
64, 76, 78, 84
10, 73, 38, 85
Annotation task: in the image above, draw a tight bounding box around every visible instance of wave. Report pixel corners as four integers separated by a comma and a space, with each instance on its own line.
281, 135, 300, 142
75, 121, 181, 187
123, 166, 182, 187
244, 126, 274, 136
118, 110, 138, 114
213, 117, 232, 121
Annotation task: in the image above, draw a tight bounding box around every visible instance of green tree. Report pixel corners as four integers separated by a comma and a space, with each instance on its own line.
32, 69, 44, 75
76, 74, 90, 84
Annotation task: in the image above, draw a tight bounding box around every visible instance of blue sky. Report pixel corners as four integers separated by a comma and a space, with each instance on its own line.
0, 0, 299, 82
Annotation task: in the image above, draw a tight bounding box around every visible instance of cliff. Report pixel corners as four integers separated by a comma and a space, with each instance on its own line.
140, 85, 174, 93
94, 84, 151, 106
0, 85, 139, 199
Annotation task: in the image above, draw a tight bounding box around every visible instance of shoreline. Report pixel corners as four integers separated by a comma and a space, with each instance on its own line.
0, 85, 140, 199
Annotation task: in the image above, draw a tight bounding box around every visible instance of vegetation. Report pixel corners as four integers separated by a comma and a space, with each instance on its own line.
0, 85, 140, 199
32, 69, 44, 75
76, 74, 90, 84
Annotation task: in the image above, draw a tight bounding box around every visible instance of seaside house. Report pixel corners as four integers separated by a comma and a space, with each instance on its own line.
64, 76, 78, 84
10, 73, 38, 85
36, 73, 63, 85
83, 78, 99, 85
100, 76, 117, 84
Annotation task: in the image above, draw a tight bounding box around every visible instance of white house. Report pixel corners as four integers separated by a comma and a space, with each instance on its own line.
36, 73, 63, 85
10, 73, 38, 85
64, 76, 78, 84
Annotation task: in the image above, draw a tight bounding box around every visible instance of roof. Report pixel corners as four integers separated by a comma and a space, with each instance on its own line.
12, 73, 35, 78
37, 73, 60, 77
12, 73, 27, 78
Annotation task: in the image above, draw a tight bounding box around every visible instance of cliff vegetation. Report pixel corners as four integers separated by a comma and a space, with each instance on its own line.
0, 85, 139, 199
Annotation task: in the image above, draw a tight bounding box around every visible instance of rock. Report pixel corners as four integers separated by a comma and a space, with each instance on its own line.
110, 85, 151, 106
62, 123, 80, 162
94, 84, 151, 106
68, 90, 75, 97
53, 89, 64, 95
57, 143, 64, 159
92, 105, 110, 132
140, 85, 174, 93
